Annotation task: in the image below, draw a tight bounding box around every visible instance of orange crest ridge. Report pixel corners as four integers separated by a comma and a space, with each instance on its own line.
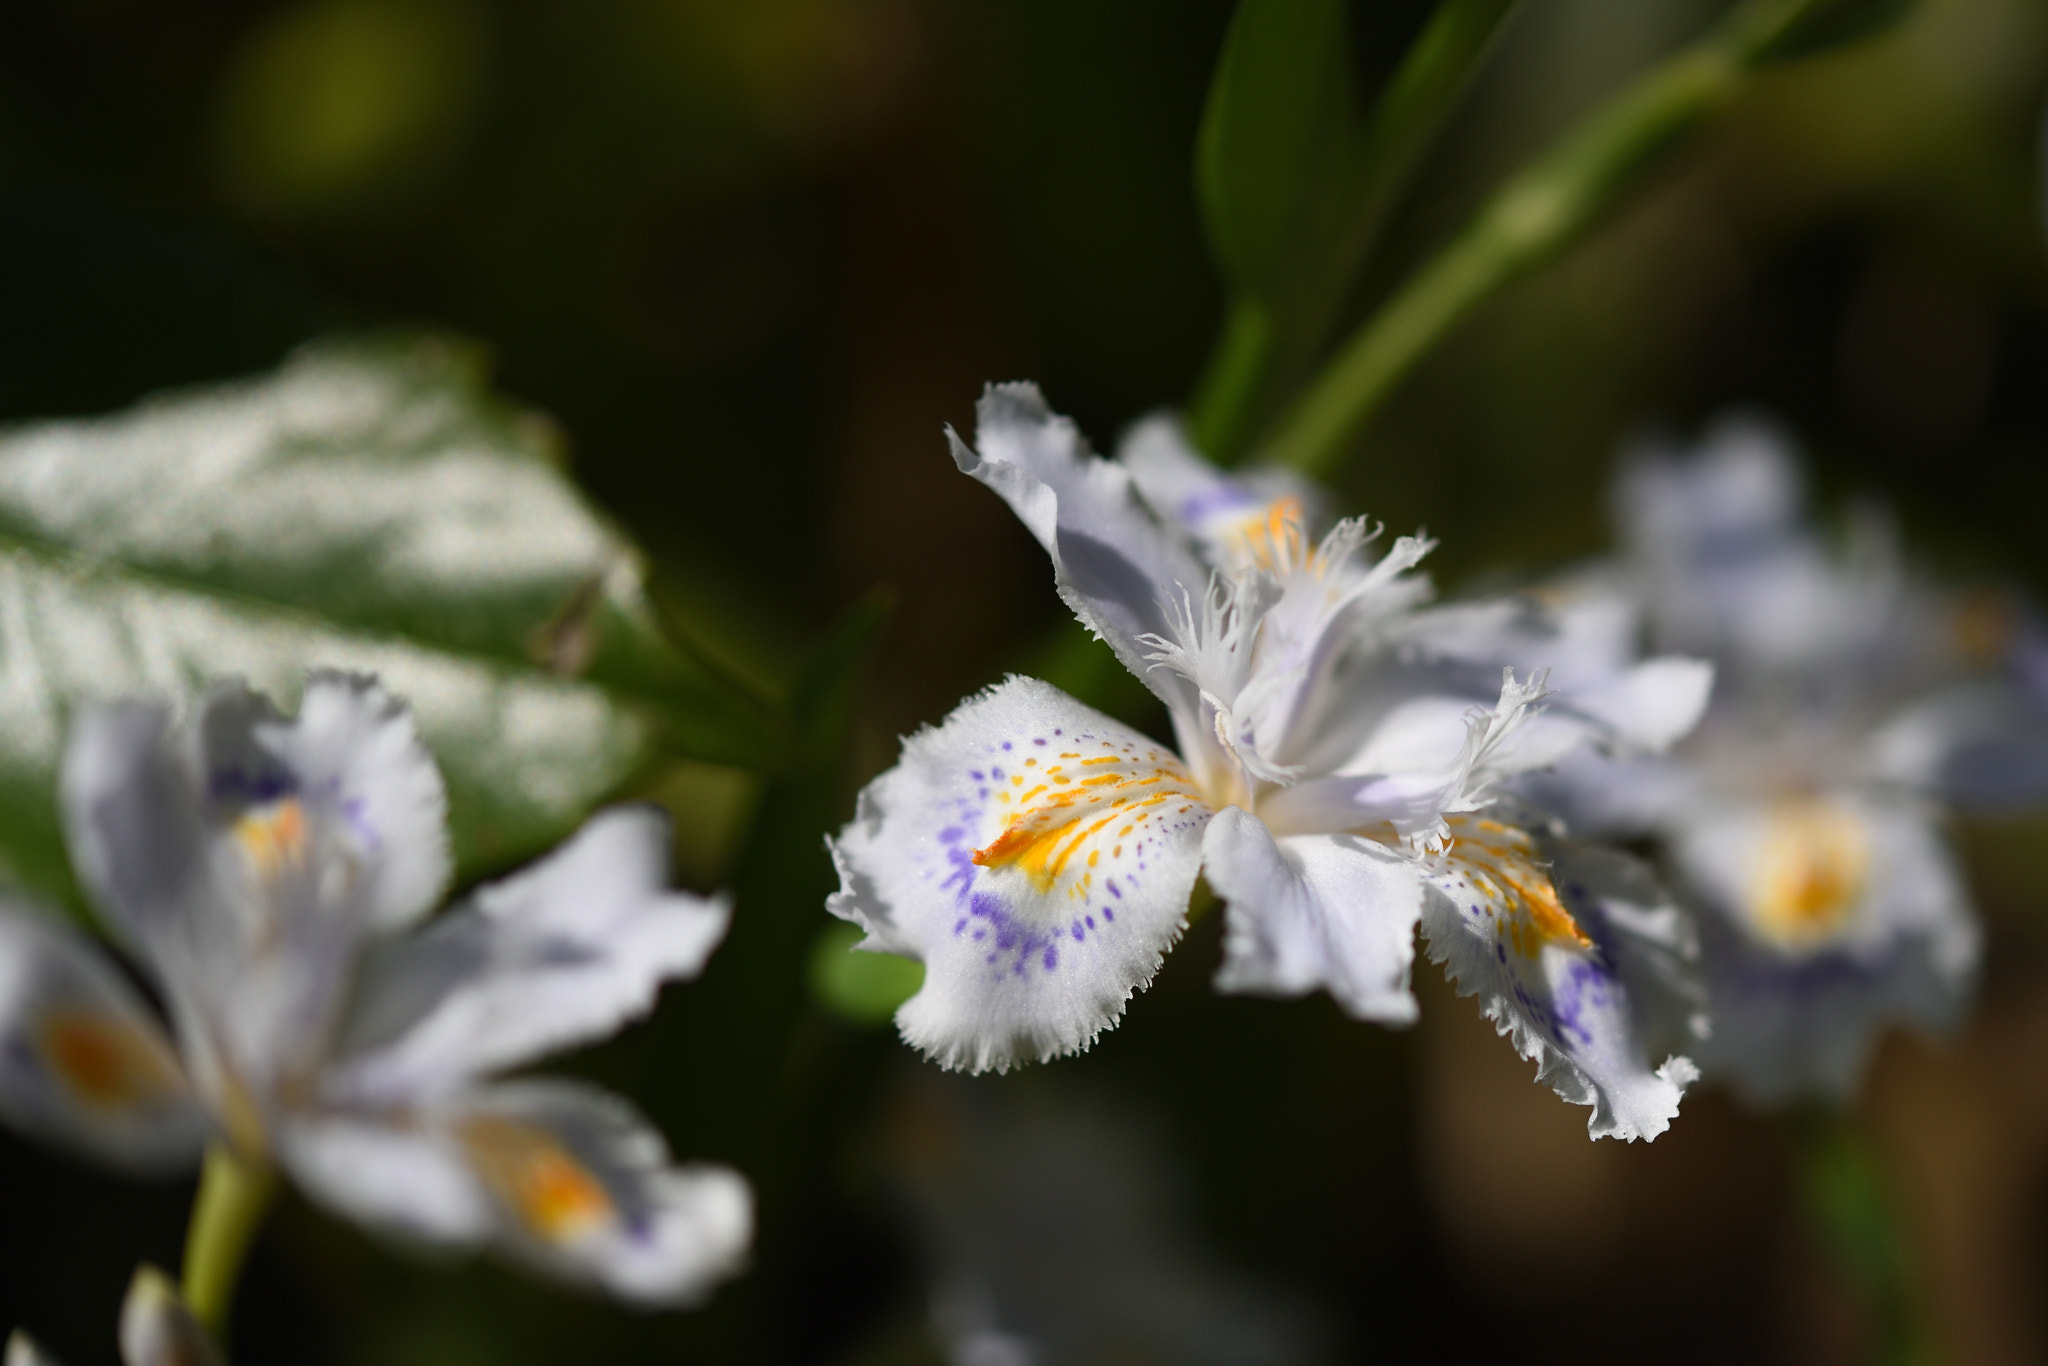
460, 1115, 616, 1242
972, 742, 1206, 896
1441, 816, 1592, 958
233, 798, 308, 883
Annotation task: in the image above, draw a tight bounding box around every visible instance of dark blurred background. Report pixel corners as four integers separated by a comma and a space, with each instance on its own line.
2, 0, 2047, 1361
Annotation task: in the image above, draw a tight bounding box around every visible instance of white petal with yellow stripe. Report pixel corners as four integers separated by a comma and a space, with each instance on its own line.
829, 677, 1214, 1073
282, 1081, 750, 1306
1419, 817, 1705, 1141
0, 904, 203, 1176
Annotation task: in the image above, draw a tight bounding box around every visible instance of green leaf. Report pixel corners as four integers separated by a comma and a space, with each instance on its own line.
1196, 0, 1364, 308
807, 921, 922, 1026
1190, 0, 1520, 461
0, 335, 777, 906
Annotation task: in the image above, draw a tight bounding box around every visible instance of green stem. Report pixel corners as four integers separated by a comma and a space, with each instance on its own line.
1789, 1110, 1927, 1366
181, 1144, 277, 1341
1259, 0, 1870, 479
1188, 299, 1275, 461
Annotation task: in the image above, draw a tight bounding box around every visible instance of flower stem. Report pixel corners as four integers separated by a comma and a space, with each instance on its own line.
1789, 1110, 1929, 1365
181, 1144, 277, 1341
1259, 0, 1890, 479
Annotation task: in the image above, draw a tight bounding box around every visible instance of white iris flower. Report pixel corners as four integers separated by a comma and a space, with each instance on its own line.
0, 672, 750, 1304
1526, 419, 2048, 1105
830, 385, 1714, 1140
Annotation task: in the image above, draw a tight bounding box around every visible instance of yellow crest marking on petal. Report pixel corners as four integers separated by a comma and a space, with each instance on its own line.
38, 1008, 181, 1111
1442, 817, 1591, 958
459, 1115, 616, 1242
1231, 495, 1307, 573
234, 798, 307, 882
973, 746, 1204, 893
1750, 799, 1867, 948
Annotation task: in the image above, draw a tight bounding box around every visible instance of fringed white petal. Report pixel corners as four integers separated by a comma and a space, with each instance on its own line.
828, 677, 1212, 1073
1419, 819, 1704, 1141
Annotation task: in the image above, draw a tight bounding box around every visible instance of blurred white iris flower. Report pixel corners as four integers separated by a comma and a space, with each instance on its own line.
830, 385, 1714, 1140
0, 672, 750, 1304
1525, 419, 2048, 1105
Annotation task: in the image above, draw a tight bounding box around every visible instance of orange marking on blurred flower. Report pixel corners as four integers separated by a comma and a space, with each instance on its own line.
1750, 800, 1867, 948
234, 798, 307, 882
39, 1009, 180, 1110
461, 1115, 615, 1242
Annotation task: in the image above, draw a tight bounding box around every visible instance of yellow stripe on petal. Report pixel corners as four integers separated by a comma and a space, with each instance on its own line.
460, 1115, 616, 1243
234, 798, 308, 883
972, 745, 1205, 895
1441, 816, 1592, 959
38, 1008, 182, 1112
1749, 799, 1867, 949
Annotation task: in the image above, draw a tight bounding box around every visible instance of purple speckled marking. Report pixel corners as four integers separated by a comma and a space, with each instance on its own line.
209, 766, 297, 805
1103, 907, 1115, 922
1033, 737, 1047, 746
991, 766, 1005, 780
1071, 922, 1085, 941
1002, 742, 1013, 751
1042, 946, 1059, 971
970, 770, 984, 781
1106, 878, 1122, 899
1550, 959, 1609, 1047
939, 826, 964, 844
1495, 943, 1506, 962
1085, 915, 1095, 929
953, 918, 967, 935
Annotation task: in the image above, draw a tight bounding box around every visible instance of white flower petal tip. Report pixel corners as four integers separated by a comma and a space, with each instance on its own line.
6, 1331, 61, 1366
0, 906, 205, 1176
118, 1265, 220, 1366
1577, 656, 1715, 754
829, 676, 1214, 1074
946, 386, 1209, 714
1202, 808, 1422, 1025
1420, 821, 1706, 1142
330, 805, 731, 1100
447, 1084, 751, 1306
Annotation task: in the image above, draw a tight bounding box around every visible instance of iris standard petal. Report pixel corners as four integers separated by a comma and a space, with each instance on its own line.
196, 672, 451, 932
329, 805, 730, 1101
1118, 414, 1325, 569
829, 676, 1213, 1073
948, 385, 1209, 717
117, 1266, 220, 1366
0, 904, 204, 1175
1202, 808, 1423, 1024
1418, 818, 1702, 1141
